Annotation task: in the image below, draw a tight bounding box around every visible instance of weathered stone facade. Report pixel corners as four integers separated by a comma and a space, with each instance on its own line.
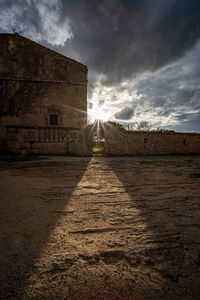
0, 33, 91, 155
1, 34, 200, 156
104, 125, 200, 155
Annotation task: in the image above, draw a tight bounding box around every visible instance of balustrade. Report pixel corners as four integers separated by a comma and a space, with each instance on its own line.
24, 127, 65, 142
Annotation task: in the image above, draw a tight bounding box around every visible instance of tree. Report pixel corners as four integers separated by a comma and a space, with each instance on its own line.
106, 121, 126, 131
0, 79, 50, 118
136, 121, 152, 131
153, 128, 175, 132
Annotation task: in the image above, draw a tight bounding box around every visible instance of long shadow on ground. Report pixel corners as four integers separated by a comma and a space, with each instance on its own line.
0, 157, 90, 298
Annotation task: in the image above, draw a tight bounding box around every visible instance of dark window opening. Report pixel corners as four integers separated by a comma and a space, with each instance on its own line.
183, 139, 186, 145
50, 114, 58, 125
144, 138, 148, 143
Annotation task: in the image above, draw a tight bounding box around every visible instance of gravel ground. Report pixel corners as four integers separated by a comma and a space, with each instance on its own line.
0, 155, 200, 299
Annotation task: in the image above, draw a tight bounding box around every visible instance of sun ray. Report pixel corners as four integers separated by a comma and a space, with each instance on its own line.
61, 103, 87, 115
88, 119, 98, 138
99, 119, 107, 136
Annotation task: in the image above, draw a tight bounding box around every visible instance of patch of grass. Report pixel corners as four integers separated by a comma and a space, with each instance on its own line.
89, 159, 104, 164
93, 146, 104, 153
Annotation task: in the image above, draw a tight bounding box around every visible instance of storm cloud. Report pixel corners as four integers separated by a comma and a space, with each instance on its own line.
114, 107, 134, 120
60, 0, 200, 86
0, 0, 200, 131
1, 0, 200, 83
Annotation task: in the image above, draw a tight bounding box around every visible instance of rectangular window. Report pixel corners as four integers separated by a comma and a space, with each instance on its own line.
50, 114, 58, 125
144, 138, 148, 143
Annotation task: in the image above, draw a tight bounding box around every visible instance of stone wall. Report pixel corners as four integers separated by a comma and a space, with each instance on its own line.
0, 33, 87, 83
6, 125, 92, 156
0, 82, 87, 129
0, 33, 88, 155
104, 126, 200, 155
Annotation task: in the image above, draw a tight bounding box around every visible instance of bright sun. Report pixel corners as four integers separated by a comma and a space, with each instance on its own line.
89, 101, 110, 123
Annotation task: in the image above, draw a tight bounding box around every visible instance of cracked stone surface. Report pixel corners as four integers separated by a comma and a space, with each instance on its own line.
0, 155, 200, 299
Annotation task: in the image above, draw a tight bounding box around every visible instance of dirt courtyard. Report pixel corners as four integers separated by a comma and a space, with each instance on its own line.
0, 155, 200, 299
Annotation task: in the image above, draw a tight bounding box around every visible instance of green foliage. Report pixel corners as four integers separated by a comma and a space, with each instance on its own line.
89, 159, 104, 164
106, 121, 125, 131
93, 146, 104, 153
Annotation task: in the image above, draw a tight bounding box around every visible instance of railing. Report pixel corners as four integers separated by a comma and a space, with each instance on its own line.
26, 127, 64, 143
6, 126, 80, 143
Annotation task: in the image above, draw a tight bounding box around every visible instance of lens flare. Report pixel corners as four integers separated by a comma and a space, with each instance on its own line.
88, 102, 110, 123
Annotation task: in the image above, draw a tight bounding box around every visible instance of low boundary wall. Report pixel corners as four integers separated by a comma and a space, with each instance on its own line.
104, 128, 200, 156
2, 124, 200, 156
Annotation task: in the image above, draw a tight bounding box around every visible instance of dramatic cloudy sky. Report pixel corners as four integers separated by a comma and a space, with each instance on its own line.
1, 0, 200, 131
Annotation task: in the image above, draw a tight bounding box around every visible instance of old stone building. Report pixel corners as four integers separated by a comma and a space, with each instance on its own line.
0, 33, 200, 156
0, 33, 90, 155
